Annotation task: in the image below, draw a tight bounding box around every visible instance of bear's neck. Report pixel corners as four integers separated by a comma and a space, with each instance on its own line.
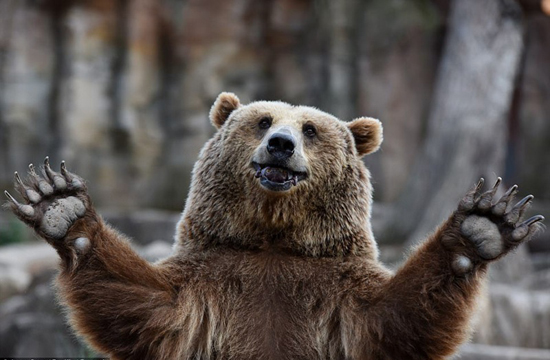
177, 161, 378, 259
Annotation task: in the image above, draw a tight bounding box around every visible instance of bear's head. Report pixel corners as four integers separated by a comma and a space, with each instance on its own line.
179, 92, 383, 258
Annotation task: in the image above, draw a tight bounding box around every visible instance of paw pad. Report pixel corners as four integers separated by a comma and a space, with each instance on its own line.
452, 255, 473, 275
41, 197, 86, 239
461, 215, 502, 260
74, 237, 91, 254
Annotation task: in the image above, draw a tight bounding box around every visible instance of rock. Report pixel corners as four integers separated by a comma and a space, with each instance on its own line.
0, 264, 31, 301
473, 283, 550, 349
0, 272, 94, 357
0, 241, 58, 300
0, 241, 58, 275
459, 343, 550, 360
0, 234, 171, 356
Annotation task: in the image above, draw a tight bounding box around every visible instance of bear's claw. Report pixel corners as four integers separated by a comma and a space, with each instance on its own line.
505, 195, 533, 225
478, 177, 501, 210
455, 178, 545, 265
4, 190, 35, 218
458, 178, 485, 211
511, 215, 545, 241
523, 214, 545, 226
5, 157, 90, 241
491, 184, 518, 216
44, 156, 68, 190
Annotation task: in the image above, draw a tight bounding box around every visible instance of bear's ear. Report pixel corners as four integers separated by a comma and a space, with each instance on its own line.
347, 117, 383, 157
209, 92, 241, 129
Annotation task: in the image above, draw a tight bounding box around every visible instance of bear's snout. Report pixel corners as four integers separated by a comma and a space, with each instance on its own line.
267, 131, 295, 161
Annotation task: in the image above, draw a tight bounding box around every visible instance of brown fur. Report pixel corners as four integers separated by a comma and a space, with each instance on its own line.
8, 94, 515, 359
347, 117, 383, 156
209, 92, 241, 129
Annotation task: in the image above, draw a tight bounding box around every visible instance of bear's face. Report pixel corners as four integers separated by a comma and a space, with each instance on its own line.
182, 92, 382, 256
209, 93, 383, 196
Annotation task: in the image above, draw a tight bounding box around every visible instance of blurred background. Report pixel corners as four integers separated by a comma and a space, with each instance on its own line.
0, 0, 549, 358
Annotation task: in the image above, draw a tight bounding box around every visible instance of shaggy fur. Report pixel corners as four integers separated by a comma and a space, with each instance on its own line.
5, 93, 544, 360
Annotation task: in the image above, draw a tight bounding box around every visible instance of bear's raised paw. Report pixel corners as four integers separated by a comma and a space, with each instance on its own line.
448, 178, 544, 274
4, 157, 91, 242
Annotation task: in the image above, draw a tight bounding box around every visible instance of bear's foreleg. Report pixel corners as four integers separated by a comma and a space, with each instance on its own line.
5, 158, 178, 359
366, 178, 544, 359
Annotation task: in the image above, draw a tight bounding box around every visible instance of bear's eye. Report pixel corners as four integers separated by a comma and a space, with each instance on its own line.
258, 116, 272, 130
303, 124, 317, 138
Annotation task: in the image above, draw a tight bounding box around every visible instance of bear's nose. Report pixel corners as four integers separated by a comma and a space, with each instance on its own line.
267, 132, 295, 160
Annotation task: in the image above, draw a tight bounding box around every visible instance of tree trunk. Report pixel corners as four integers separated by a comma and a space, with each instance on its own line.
60, 1, 121, 205
326, 0, 361, 120
0, 1, 55, 185
381, 0, 525, 248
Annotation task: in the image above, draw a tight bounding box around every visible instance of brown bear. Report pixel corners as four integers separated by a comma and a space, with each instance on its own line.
5, 92, 545, 359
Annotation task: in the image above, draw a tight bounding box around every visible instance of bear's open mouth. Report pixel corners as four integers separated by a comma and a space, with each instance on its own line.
252, 162, 307, 191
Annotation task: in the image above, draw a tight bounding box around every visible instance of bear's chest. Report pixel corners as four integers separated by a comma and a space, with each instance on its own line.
225, 277, 318, 358
183, 251, 351, 359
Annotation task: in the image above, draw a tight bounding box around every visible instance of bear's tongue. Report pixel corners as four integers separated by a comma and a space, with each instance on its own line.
261, 167, 289, 183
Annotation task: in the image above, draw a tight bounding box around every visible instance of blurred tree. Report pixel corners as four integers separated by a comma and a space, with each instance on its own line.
380, 0, 526, 248
0, 0, 548, 227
